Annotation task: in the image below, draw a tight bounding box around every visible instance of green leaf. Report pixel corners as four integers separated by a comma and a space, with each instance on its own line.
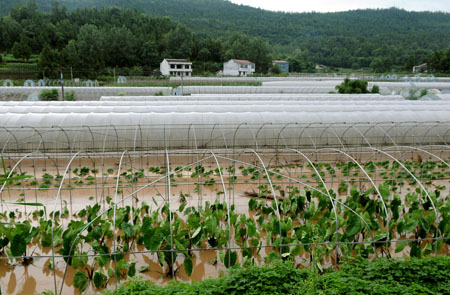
249, 198, 257, 211
247, 221, 257, 237
350, 185, 359, 198
405, 220, 419, 233
93, 270, 107, 289
175, 239, 186, 254
179, 203, 187, 212
121, 222, 134, 238
184, 256, 193, 276
395, 241, 408, 253
11, 234, 26, 257
72, 253, 88, 269
379, 184, 390, 201
107, 266, 114, 278
344, 214, 362, 237
205, 217, 217, 235
128, 261, 136, 277
74, 270, 89, 292
143, 228, 162, 252
191, 227, 201, 239
224, 250, 237, 268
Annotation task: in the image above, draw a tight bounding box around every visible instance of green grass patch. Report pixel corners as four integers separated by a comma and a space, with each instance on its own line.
102, 256, 450, 295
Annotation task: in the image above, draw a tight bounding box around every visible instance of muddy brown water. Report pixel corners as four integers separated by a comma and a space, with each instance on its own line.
1, 150, 450, 294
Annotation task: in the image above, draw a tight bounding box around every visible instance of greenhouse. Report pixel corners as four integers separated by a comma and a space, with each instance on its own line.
262, 80, 450, 91
0, 86, 172, 101
176, 86, 338, 95
0, 96, 449, 294
100, 94, 404, 101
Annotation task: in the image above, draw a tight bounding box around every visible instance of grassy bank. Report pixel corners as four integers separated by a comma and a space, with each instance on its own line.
102, 256, 450, 295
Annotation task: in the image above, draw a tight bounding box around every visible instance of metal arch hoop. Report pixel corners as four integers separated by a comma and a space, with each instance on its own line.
319, 147, 390, 247
207, 150, 233, 267
1, 127, 20, 153
247, 149, 283, 256
51, 152, 81, 295
215, 154, 376, 245
58, 154, 215, 295
285, 148, 341, 263
366, 146, 441, 255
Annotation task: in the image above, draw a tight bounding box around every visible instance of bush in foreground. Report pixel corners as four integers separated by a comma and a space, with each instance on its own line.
38, 89, 59, 101
102, 256, 450, 295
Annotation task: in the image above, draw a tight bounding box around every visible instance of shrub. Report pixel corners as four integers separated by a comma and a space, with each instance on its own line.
64, 90, 76, 101
371, 85, 380, 93
336, 78, 379, 94
405, 88, 428, 100
103, 257, 450, 295
39, 89, 59, 101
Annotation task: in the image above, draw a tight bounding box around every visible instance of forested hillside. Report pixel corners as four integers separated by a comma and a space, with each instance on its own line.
1, 0, 450, 73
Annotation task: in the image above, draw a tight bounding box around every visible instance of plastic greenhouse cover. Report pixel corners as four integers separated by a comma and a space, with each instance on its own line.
1, 102, 450, 114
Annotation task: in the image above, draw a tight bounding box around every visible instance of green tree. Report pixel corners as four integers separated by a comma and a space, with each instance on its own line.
165, 24, 194, 58
76, 24, 105, 71
61, 40, 79, 69
404, 54, 415, 72
224, 33, 249, 61
336, 79, 378, 94
370, 57, 392, 73
11, 39, 32, 60
140, 40, 159, 68
38, 44, 59, 78
248, 37, 271, 73
0, 16, 21, 51
288, 50, 314, 73
270, 63, 281, 74
429, 47, 450, 73
103, 26, 138, 67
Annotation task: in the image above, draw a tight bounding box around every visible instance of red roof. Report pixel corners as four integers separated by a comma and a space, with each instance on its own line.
274, 60, 288, 63
232, 59, 253, 64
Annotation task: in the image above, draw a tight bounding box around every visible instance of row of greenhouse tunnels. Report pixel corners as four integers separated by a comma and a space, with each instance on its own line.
0, 78, 450, 294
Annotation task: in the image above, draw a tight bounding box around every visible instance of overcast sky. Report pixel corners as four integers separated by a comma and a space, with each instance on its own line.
229, 0, 450, 13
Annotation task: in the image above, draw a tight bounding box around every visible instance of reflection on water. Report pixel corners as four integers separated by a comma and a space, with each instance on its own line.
1, 152, 449, 294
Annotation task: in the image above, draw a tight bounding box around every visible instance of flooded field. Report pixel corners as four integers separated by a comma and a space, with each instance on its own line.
1, 148, 449, 294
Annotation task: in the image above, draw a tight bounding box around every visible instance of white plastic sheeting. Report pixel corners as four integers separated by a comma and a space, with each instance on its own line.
169, 76, 345, 82
0, 99, 411, 108
0, 99, 401, 107
100, 94, 404, 101
1, 112, 449, 151
262, 81, 343, 86
176, 86, 337, 95
0, 86, 172, 101
261, 80, 450, 90
1, 101, 450, 114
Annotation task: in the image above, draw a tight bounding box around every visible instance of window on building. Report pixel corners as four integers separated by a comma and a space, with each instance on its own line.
177, 64, 182, 69
170, 64, 175, 69
185, 65, 190, 69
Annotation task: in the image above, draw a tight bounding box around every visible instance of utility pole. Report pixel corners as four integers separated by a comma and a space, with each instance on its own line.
60, 67, 65, 101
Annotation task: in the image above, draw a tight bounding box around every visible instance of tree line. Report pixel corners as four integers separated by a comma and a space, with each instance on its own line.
0, 1, 290, 77
1, 0, 449, 76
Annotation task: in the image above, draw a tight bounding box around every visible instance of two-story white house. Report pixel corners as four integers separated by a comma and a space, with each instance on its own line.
223, 59, 255, 76
160, 59, 193, 77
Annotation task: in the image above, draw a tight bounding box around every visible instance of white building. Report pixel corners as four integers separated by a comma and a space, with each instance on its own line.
223, 59, 255, 76
413, 63, 428, 73
160, 59, 192, 77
